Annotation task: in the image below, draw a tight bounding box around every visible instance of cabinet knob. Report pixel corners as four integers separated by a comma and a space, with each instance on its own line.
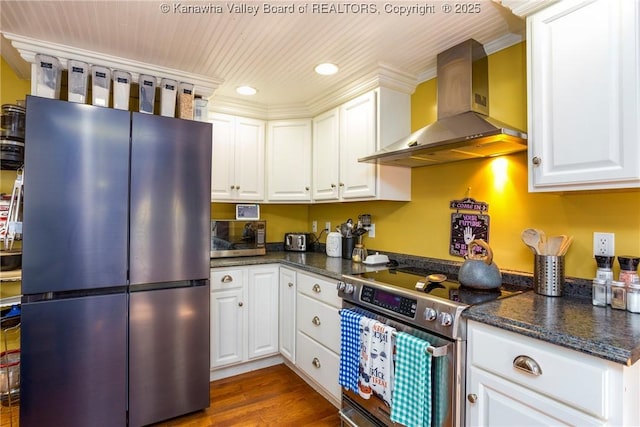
312, 284, 321, 293
513, 355, 542, 376
238, 302, 244, 307
312, 357, 321, 368
312, 316, 321, 326
221, 275, 233, 283
339, 183, 344, 187
305, 186, 310, 191
236, 186, 240, 190
330, 183, 336, 188
467, 393, 478, 404
230, 185, 235, 190
288, 282, 294, 288
532, 156, 541, 166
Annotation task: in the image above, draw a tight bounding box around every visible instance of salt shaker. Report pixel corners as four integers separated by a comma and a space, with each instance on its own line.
626, 282, 640, 313
592, 278, 607, 307
611, 280, 627, 310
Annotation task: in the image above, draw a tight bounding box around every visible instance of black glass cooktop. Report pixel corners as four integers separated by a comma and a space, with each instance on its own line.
357, 267, 524, 306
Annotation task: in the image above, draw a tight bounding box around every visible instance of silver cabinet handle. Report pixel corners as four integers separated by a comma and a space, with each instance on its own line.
312, 316, 321, 326
532, 156, 541, 166
288, 282, 294, 288
312, 284, 321, 293
312, 357, 321, 368
467, 394, 478, 404
513, 355, 542, 376
221, 275, 233, 283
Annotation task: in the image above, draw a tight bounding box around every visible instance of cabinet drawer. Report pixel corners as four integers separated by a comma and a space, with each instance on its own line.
296, 331, 341, 402
468, 321, 609, 419
210, 268, 245, 291
297, 293, 340, 353
297, 272, 341, 308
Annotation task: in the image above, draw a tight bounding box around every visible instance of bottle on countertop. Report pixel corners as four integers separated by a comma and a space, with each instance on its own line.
618, 256, 640, 286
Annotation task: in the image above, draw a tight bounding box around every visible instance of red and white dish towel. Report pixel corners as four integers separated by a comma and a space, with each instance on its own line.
358, 317, 396, 407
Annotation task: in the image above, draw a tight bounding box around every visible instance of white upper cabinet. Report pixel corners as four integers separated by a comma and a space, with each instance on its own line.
339, 92, 378, 199
313, 88, 412, 202
527, 0, 640, 191
266, 119, 312, 202
312, 108, 341, 201
210, 113, 265, 201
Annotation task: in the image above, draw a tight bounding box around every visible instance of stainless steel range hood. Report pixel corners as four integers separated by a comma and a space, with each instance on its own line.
359, 39, 527, 167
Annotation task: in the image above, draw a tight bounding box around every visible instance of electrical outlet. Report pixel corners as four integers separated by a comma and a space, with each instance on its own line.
593, 232, 615, 256
368, 224, 375, 238
312, 221, 317, 233
325, 222, 331, 232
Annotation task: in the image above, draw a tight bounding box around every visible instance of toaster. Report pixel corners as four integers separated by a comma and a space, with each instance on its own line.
284, 232, 312, 252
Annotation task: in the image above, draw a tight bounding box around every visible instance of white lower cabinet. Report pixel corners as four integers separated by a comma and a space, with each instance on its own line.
466, 320, 640, 426
295, 270, 342, 403
279, 267, 297, 363
210, 265, 279, 370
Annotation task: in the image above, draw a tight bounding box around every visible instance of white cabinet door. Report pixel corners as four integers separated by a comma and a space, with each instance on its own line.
247, 265, 279, 359
210, 114, 236, 200
279, 267, 296, 363
266, 119, 312, 201
339, 91, 377, 199
312, 108, 341, 201
467, 366, 604, 427
528, 0, 640, 191
210, 288, 245, 368
235, 116, 265, 200
210, 113, 265, 201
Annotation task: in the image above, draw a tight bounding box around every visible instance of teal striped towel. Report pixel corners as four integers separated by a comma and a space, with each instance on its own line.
390, 332, 432, 427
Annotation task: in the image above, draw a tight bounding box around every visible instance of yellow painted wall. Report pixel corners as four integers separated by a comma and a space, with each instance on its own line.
3, 45, 639, 283
310, 42, 640, 280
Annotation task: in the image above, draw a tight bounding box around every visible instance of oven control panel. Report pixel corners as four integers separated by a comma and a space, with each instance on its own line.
360, 285, 417, 318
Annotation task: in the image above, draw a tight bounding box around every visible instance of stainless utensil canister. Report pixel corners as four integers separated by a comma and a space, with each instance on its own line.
534, 255, 565, 296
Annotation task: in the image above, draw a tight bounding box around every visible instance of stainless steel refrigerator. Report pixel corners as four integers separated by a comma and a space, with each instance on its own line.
20, 96, 212, 427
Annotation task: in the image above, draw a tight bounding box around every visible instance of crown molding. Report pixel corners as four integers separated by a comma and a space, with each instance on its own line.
211, 63, 418, 120
2, 32, 221, 98
496, 0, 558, 17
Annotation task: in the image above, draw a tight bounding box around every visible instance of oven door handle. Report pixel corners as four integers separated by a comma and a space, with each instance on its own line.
390, 330, 450, 357
427, 343, 449, 357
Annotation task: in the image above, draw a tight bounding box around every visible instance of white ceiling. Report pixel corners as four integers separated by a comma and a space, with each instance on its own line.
1, 0, 526, 117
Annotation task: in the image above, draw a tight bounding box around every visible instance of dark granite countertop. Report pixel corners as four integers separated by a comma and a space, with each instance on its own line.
464, 292, 640, 366
210, 251, 390, 280
211, 250, 640, 367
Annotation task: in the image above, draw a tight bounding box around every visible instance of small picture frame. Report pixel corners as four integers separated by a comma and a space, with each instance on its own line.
236, 204, 260, 220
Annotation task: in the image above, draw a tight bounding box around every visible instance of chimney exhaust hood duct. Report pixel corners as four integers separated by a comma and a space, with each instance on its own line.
359, 39, 527, 167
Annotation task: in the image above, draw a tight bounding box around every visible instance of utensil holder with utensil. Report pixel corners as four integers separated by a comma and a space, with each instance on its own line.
534, 254, 565, 296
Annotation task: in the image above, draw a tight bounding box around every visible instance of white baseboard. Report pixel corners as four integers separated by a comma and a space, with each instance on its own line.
210, 354, 284, 381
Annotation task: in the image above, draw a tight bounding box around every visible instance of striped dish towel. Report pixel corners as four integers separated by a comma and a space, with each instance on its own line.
339, 309, 364, 392
390, 332, 432, 427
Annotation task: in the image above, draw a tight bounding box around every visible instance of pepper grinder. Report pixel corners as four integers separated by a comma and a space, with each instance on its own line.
618, 256, 640, 286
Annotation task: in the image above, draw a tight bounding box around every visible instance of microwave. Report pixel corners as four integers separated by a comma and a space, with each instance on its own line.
210, 220, 266, 258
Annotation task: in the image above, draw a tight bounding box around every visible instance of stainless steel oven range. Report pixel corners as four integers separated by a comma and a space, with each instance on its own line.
337, 267, 523, 427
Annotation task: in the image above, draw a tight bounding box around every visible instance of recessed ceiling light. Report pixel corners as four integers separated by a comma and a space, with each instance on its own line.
315, 63, 338, 75
236, 86, 257, 95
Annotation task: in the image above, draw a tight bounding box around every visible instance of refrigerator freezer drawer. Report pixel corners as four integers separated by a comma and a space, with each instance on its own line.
20, 294, 128, 427
129, 282, 210, 426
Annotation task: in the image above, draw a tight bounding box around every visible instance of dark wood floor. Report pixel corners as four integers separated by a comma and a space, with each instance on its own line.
0, 364, 341, 427
156, 364, 341, 427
